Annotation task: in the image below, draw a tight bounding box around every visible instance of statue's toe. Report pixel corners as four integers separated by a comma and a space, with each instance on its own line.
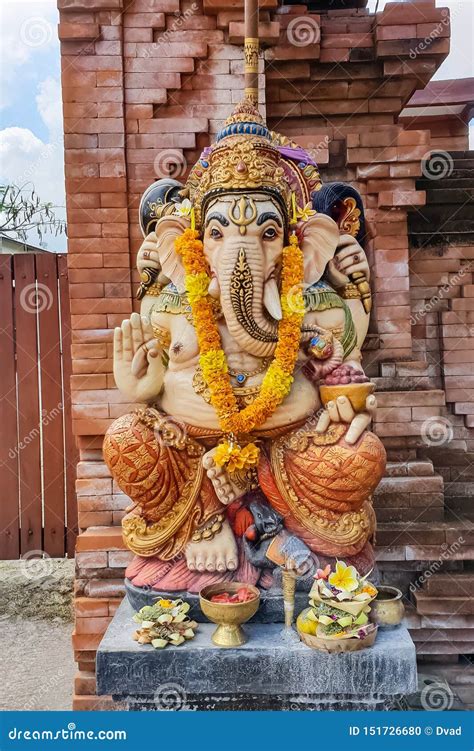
205, 553, 216, 572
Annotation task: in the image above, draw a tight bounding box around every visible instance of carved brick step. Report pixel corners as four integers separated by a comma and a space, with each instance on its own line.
380, 361, 437, 377
376, 508, 444, 523
410, 232, 474, 248
376, 390, 445, 406
416, 176, 474, 190
422, 573, 474, 597
449, 156, 474, 169
425, 188, 474, 204
373, 376, 440, 391
419, 448, 474, 468
385, 461, 434, 477
417, 660, 474, 690
377, 520, 474, 553
444, 482, 474, 498
411, 629, 474, 643
449, 151, 474, 160
411, 640, 473, 655
414, 593, 474, 616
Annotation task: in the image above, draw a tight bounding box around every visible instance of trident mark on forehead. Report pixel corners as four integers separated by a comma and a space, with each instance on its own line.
229, 196, 257, 235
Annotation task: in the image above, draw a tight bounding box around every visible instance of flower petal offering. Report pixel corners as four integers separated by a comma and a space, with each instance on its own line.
132, 599, 197, 649
296, 562, 378, 653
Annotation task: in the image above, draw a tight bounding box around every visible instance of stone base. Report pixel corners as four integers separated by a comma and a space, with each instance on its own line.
97, 600, 417, 711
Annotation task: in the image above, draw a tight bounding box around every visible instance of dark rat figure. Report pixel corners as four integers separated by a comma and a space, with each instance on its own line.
242, 494, 316, 590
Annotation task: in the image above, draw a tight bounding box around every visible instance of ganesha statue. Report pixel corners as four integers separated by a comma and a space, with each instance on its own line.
103, 101, 386, 595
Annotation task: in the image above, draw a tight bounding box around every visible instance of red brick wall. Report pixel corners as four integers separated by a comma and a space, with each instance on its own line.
57, 0, 474, 710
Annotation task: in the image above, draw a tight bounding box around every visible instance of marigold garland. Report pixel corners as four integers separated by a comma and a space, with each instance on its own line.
175, 228, 304, 472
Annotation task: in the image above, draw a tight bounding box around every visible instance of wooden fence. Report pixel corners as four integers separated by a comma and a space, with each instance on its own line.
0, 253, 77, 559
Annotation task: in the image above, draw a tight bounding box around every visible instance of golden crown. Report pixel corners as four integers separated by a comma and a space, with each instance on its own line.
185, 101, 292, 228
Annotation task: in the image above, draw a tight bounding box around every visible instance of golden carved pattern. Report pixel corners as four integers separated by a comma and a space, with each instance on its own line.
336, 282, 361, 301
340, 197, 361, 237
103, 411, 221, 560
244, 37, 259, 73
269, 423, 384, 547
151, 324, 171, 350
230, 247, 277, 343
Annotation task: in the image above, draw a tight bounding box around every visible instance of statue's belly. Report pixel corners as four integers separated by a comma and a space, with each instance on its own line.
159, 368, 320, 431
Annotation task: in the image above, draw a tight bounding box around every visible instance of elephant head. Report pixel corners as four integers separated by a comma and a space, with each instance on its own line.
154, 191, 340, 357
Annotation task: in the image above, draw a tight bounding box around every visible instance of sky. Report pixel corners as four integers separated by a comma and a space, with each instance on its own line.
0, 0, 472, 252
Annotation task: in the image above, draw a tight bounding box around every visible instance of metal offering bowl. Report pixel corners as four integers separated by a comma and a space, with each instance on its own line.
199, 583, 260, 647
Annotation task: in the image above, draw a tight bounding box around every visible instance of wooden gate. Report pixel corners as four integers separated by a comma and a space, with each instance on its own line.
0, 253, 77, 559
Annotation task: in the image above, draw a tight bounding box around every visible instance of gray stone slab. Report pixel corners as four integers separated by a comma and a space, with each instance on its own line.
97, 599, 417, 702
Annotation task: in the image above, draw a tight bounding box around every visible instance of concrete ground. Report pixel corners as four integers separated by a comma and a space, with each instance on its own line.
0, 559, 76, 711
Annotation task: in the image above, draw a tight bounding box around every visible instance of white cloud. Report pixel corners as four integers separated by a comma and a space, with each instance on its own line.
36, 76, 63, 135
0, 0, 59, 111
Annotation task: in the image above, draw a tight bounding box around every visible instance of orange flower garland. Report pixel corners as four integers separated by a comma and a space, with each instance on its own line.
175, 227, 304, 471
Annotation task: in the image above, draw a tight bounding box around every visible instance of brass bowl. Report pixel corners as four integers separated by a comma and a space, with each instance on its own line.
370, 586, 405, 628
199, 583, 260, 648
319, 382, 374, 413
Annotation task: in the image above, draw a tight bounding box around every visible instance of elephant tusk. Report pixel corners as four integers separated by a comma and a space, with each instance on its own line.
263, 278, 282, 321
208, 275, 220, 299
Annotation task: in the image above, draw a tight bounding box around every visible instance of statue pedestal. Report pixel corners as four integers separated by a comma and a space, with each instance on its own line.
96, 599, 417, 711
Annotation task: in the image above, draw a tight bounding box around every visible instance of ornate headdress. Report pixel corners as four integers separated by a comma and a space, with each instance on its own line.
139, 101, 322, 237
184, 100, 293, 229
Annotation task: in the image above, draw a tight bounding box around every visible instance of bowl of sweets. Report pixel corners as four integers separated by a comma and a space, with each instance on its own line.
319, 364, 374, 413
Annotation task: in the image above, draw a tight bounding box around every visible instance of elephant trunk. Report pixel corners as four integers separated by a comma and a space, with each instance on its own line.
219, 242, 279, 358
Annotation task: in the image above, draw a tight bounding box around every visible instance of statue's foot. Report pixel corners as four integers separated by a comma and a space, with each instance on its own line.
202, 447, 244, 505
186, 520, 238, 573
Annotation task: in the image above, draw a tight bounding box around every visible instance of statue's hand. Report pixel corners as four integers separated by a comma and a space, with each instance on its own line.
113, 312, 164, 403
316, 393, 377, 445
326, 235, 370, 287
137, 232, 160, 275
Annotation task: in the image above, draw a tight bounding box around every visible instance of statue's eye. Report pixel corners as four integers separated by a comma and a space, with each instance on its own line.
263, 227, 277, 240
209, 227, 223, 240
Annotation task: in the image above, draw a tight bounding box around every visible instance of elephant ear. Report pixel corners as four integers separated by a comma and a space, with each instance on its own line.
154, 214, 190, 294
299, 213, 340, 285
